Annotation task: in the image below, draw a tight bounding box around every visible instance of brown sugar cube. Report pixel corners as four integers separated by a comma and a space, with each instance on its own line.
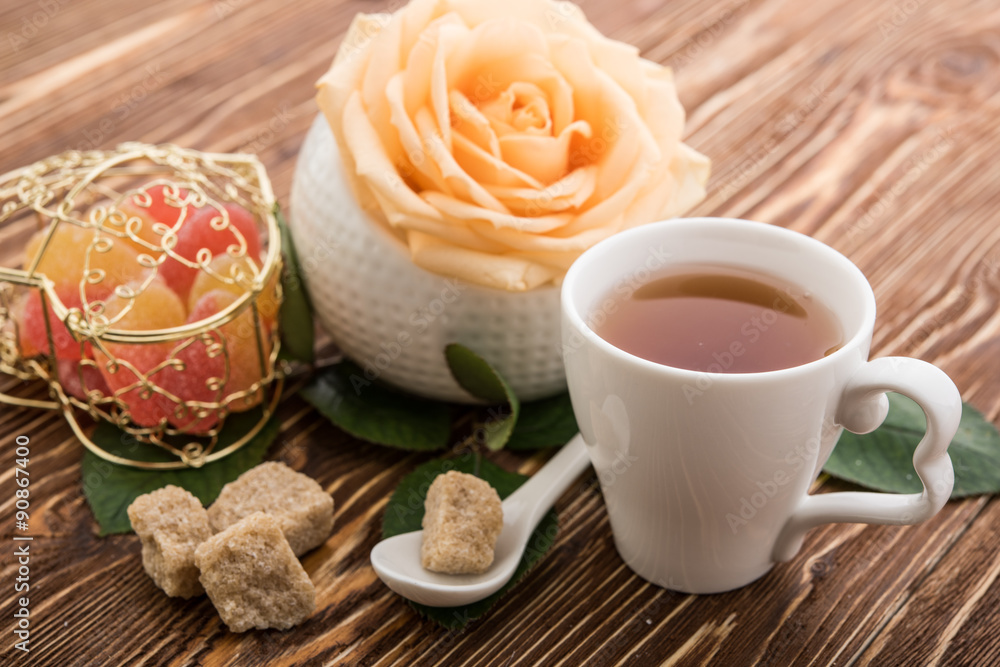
421, 471, 504, 575
207, 462, 334, 556
127, 485, 211, 598
195, 512, 316, 632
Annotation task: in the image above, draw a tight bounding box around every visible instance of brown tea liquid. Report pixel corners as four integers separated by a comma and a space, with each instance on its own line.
595, 264, 843, 373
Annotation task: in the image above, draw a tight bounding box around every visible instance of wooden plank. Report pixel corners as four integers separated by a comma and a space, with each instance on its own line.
857, 495, 1000, 666
2, 0, 1000, 664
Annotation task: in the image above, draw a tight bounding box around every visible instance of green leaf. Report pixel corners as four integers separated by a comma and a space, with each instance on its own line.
300, 360, 451, 451
507, 393, 579, 451
445, 343, 520, 451
275, 205, 315, 364
382, 453, 558, 629
477, 406, 518, 453
823, 395, 1000, 498
81, 409, 280, 535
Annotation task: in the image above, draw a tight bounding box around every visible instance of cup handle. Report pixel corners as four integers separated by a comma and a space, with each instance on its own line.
772, 357, 961, 562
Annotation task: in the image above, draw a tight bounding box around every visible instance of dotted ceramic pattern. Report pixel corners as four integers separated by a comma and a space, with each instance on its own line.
290, 115, 566, 403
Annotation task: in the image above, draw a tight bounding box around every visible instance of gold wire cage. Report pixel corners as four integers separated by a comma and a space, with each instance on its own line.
0, 143, 286, 469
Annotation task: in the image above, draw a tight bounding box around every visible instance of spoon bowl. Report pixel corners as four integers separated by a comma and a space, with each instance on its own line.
370, 434, 591, 607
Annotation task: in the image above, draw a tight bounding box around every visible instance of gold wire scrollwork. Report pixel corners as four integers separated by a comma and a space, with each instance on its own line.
0, 143, 285, 469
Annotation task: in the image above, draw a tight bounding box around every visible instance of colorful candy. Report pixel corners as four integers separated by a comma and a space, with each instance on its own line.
187, 254, 279, 323
186, 290, 272, 414
14, 185, 270, 434
114, 183, 194, 251
95, 279, 187, 428
158, 203, 262, 300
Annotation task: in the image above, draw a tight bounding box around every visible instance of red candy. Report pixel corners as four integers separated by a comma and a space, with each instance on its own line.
158, 203, 262, 300
116, 183, 193, 250
157, 328, 226, 435
129, 184, 191, 227
18, 285, 115, 361
190, 290, 271, 413
58, 358, 111, 401
157, 289, 271, 433
187, 254, 280, 323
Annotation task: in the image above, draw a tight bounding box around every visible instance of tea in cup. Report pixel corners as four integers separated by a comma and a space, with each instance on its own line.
561, 218, 960, 594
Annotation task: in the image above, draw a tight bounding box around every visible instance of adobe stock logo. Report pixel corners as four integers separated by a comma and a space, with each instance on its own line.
681, 287, 802, 404
725, 469, 794, 534
725, 419, 840, 534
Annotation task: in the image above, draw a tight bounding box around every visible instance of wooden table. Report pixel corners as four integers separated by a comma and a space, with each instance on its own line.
3, 0, 1000, 664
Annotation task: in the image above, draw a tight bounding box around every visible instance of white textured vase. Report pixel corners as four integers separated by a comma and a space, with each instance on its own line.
290, 115, 565, 403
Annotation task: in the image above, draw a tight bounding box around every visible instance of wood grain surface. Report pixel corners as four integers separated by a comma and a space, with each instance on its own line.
2, 0, 1000, 665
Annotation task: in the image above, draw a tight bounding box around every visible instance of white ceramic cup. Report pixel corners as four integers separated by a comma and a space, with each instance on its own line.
561, 218, 961, 594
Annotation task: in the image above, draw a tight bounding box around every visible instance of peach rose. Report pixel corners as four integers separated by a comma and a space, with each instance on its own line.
317, 0, 710, 291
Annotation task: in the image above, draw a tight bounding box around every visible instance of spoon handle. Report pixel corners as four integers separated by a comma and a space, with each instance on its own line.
506, 434, 590, 529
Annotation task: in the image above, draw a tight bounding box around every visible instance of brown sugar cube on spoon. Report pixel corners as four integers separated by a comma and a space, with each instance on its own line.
127, 485, 211, 599
207, 462, 334, 556
195, 512, 316, 632
421, 471, 503, 575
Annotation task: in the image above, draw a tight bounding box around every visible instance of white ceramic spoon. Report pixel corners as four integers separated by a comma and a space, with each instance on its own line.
370, 434, 591, 607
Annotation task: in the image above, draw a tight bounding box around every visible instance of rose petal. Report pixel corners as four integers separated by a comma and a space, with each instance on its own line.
478, 82, 552, 137
451, 131, 544, 189
446, 18, 550, 86
498, 118, 590, 185
551, 38, 654, 194
414, 107, 508, 212
422, 191, 572, 234
549, 25, 648, 116
508, 84, 552, 134
641, 61, 684, 149
386, 205, 508, 252
407, 230, 558, 291
397, 0, 444, 53
359, 12, 408, 163
446, 20, 574, 135
620, 160, 676, 230
430, 22, 461, 150
343, 92, 442, 222
449, 90, 501, 157
485, 166, 597, 215
440, 0, 560, 28
557, 157, 654, 236
467, 216, 622, 254
317, 13, 393, 212
387, 73, 453, 195
664, 142, 712, 218
391, 16, 470, 151
457, 54, 576, 136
